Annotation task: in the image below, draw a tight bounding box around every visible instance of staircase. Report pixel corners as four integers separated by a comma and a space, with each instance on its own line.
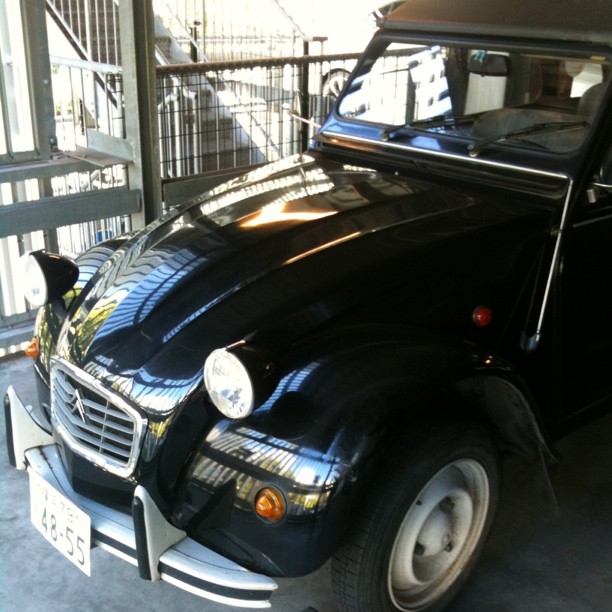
45, 0, 267, 179
46, 0, 120, 65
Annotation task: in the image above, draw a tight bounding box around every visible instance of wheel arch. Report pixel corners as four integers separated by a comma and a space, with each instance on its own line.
184, 326, 558, 577
452, 373, 558, 465
263, 324, 558, 484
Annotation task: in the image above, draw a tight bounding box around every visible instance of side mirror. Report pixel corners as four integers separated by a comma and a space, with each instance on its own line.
22, 250, 79, 307
468, 52, 511, 77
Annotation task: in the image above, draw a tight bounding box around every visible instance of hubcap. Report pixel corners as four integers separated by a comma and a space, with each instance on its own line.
387, 459, 490, 610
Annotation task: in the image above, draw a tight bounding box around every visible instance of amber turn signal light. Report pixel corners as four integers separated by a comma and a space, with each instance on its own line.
24, 337, 39, 360
254, 487, 286, 522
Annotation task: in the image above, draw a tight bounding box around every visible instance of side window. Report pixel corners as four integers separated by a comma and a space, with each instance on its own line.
338, 44, 450, 125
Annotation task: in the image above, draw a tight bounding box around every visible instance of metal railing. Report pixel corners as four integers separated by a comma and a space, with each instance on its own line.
51, 56, 124, 146
153, 0, 307, 61
156, 52, 360, 181
152, 0, 379, 62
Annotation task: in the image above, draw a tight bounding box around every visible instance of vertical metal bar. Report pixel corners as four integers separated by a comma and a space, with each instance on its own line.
279, 65, 286, 157
192, 83, 200, 174
93, 0, 101, 64
66, 0, 74, 41
76, 0, 83, 55
19, 0, 57, 158
214, 75, 221, 171
102, 0, 109, 65
0, 48, 13, 155
103, 72, 110, 135
200, 0, 205, 59
68, 67, 77, 147
19, 0, 59, 255
231, 78, 237, 168
176, 85, 183, 176
190, 22, 199, 62
118, 0, 162, 226
300, 41, 310, 152
111, 0, 119, 66
79, 68, 87, 140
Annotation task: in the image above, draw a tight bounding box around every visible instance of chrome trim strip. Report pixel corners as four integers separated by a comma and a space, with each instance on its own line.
160, 539, 276, 608
527, 178, 575, 351
50, 357, 147, 478
320, 130, 570, 181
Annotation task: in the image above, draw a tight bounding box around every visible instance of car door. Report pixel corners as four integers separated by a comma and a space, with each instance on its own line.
559, 156, 612, 423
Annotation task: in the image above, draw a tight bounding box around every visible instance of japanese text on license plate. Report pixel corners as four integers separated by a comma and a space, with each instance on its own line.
29, 470, 91, 575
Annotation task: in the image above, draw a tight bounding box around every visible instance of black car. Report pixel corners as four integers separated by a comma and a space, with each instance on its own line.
5, 1, 612, 610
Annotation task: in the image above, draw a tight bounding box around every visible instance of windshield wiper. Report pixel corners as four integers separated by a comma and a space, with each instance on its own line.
381, 114, 476, 141
468, 120, 589, 158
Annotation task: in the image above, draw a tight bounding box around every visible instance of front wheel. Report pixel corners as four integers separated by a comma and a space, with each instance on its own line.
332, 418, 501, 612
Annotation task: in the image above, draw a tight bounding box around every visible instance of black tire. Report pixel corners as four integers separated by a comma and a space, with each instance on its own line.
331, 417, 501, 612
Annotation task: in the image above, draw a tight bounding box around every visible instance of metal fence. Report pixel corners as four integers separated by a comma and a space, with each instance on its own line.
38, 54, 130, 257
153, 0, 311, 61
157, 52, 360, 181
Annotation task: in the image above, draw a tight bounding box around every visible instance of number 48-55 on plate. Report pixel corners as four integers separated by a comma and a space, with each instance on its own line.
29, 470, 91, 576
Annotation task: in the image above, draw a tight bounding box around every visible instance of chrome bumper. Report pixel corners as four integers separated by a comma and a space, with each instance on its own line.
4, 385, 277, 609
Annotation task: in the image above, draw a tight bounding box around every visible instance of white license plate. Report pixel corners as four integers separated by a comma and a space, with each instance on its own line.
29, 470, 91, 575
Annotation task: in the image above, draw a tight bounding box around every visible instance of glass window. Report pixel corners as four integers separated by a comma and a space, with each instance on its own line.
337, 41, 611, 156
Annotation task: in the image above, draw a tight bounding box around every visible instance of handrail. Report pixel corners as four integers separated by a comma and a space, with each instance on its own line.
156, 51, 363, 75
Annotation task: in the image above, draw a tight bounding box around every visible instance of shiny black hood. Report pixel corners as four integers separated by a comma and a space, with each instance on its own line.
54, 153, 554, 414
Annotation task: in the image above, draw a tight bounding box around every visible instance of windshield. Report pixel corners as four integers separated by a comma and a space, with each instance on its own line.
337, 42, 611, 156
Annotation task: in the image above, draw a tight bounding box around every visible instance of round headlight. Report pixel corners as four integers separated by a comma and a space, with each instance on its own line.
23, 254, 48, 307
204, 348, 255, 419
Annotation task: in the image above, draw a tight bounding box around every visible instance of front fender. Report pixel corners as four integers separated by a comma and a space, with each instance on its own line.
34, 234, 135, 379
175, 324, 552, 576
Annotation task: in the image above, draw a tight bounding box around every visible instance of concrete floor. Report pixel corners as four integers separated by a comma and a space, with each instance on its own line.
1, 352, 611, 612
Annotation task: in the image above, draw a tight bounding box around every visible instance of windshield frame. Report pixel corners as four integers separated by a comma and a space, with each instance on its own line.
323, 31, 612, 170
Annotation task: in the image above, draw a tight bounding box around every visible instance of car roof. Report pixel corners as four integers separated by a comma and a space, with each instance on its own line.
383, 0, 612, 46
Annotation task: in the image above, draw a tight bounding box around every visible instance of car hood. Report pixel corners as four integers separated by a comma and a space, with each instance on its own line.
54, 153, 553, 413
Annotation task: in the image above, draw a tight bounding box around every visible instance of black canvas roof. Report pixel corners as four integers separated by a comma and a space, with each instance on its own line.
384, 0, 612, 46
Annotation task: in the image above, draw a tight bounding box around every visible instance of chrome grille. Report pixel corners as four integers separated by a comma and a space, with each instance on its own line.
50, 358, 147, 478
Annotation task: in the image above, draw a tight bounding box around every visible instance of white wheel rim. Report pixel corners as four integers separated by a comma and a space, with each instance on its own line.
387, 459, 490, 610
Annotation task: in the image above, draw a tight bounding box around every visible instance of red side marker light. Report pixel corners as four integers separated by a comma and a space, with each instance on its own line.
472, 306, 493, 328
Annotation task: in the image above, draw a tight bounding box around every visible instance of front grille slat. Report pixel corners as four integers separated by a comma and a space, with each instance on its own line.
55, 407, 134, 449
85, 402, 134, 424
50, 360, 147, 477
54, 410, 132, 458
84, 411, 135, 436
